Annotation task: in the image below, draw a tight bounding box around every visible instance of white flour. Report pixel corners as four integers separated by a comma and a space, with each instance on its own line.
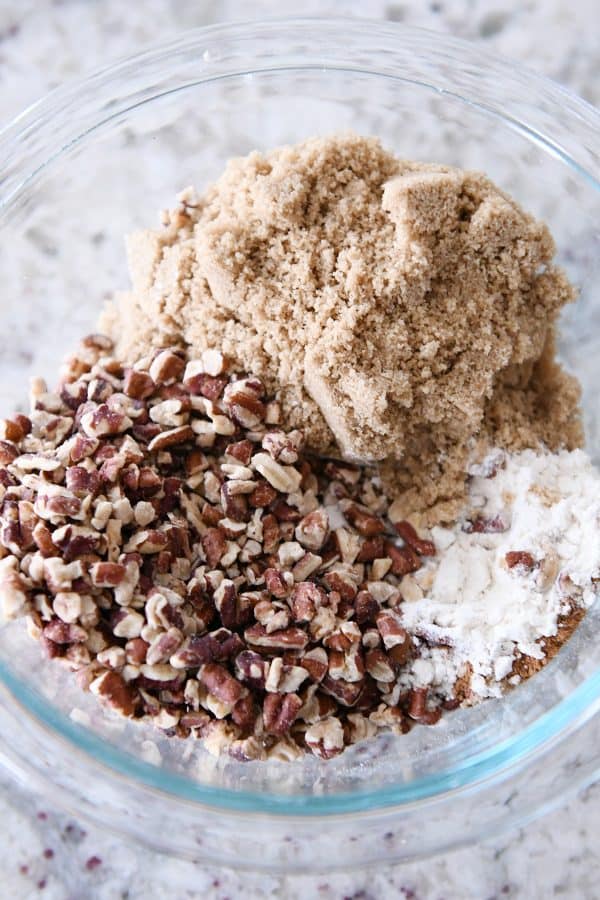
398, 448, 600, 700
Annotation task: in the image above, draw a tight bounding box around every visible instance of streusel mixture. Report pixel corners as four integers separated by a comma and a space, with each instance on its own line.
0, 135, 597, 761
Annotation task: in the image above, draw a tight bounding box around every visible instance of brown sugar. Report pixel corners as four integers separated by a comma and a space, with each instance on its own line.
103, 134, 582, 525
509, 605, 586, 682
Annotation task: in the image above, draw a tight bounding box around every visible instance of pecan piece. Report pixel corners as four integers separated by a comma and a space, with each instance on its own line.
69, 434, 99, 463
261, 430, 303, 464
463, 514, 509, 534
223, 379, 266, 429
80, 404, 132, 437
235, 650, 270, 690
262, 692, 302, 736
295, 509, 329, 551
323, 570, 358, 600
264, 567, 291, 599
290, 581, 326, 622
244, 624, 309, 650
505, 551, 535, 571
300, 647, 328, 683
0, 441, 18, 465
320, 674, 363, 707
66, 466, 101, 496
199, 663, 245, 705
356, 535, 386, 563
214, 579, 253, 630
354, 590, 379, 626
0, 416, 31, 442
146, 628, 183, 666
252, 452, 302, 494
149, 350, 185, 385
185, 372, 228, 401
385, 542, 421, 576
42, 619, 87, 644
305, 717, 345, 759
201, 527, 227, 568
376, 611, 413, 666
408, 687, 428, 720
231, 694, 257, 733
248, 480, 278, 508
340, 501, 385, 537
220, 482, 249, 522
364, 648, 396, 683
394, 520, 436, 556
261, 514, 280, 553
90, 670, 138, 717
123, 368, 155, 399
147, 425, 194, 452
225, 439, 254, 465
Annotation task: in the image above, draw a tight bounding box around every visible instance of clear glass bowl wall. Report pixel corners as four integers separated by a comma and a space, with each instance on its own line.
1, 20, 600, 870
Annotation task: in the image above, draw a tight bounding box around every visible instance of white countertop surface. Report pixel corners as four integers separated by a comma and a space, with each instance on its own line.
1, 1, 599, 897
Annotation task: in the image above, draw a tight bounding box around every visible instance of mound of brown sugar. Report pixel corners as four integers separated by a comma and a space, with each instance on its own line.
102, 134, 582, 524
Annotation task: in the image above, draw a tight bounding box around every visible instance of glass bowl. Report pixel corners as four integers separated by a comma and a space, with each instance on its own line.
1, 18, 600, 871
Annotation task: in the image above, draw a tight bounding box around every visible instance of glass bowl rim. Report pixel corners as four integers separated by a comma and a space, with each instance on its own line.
1, 17, 600, 819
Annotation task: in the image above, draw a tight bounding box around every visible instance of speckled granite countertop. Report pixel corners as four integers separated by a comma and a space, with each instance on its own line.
1, 1, 599, 898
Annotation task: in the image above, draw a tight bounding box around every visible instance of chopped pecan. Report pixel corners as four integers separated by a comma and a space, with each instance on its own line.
300, 647, 328, 683
248, 480, 278, 509
305, 717, 345, 759
295, 509, 329, 551
0, 416, 30, 442
262, 692, 302, 735
66, 466, 101, 497
220, 482, 250, 522
394, 520, 436, 556
231, 694, 257, 733
149, 350, 185, 385
235, 650, 270, 690
223, 379, 266, 429
123, 368, 155, 399
80, 404, 132, 438
290, 581, 326, 622
354, 590, 379, 626
376, 610, 412, 666
0, 441, 18, 465
364, 648, 396, 683
225, 439, 253, 466
356, 535, 386, 563
186, 372, 228, 401
244, 623, 309, 650
265, 657, 308, 693
252, 452, 302, 494
264, 567, 291, 599
505, 550, 535, 571
32, 522, 55, 558
202, 528, 227, 568
463, 513, 509, 534
323, 569, 358, 600
408, 687, 428, 720
261, 514, 281, 553
43, 619, 87, 644
385, 542, 421, 576
320, 674, 363, 707
148, 425, 194, 452
90, 670, 138, 717
69, 434, 100, 463
340, 501, 385, 537
199, 662, 245, 705
262, 430, 303, 464
146, 628, 183, 665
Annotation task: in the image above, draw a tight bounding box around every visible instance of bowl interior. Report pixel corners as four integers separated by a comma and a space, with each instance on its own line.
1, 25, 600, 815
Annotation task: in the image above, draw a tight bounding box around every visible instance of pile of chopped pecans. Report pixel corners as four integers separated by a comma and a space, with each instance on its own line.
0, 335, 447, 762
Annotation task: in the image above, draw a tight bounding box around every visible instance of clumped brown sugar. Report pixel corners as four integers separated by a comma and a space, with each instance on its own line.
103, 135, 582, 524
